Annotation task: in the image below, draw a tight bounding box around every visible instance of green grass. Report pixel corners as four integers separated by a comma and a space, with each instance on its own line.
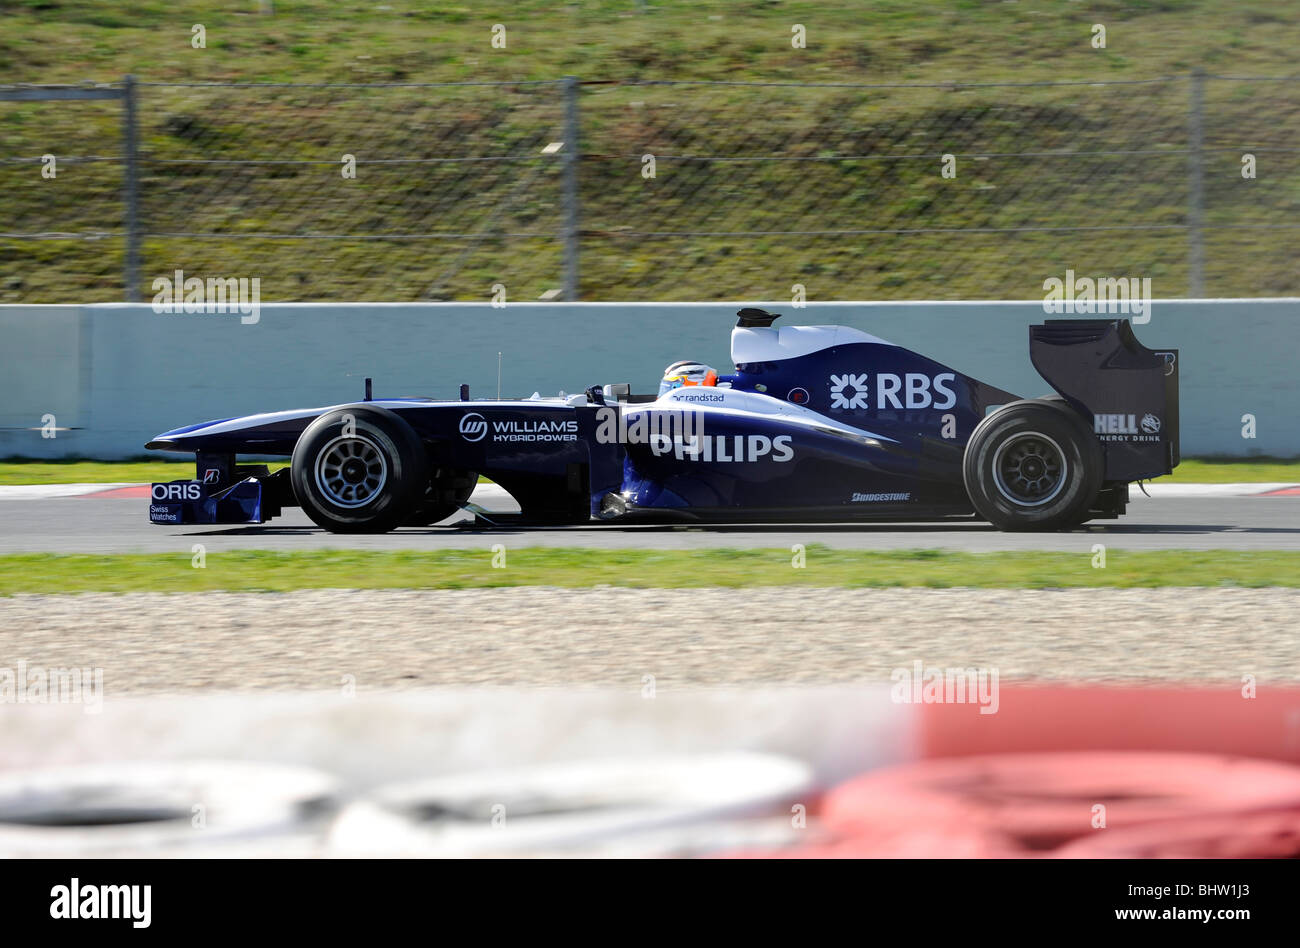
2, 1, 1300, 301
1164, 457, 1300, 484
3, 548, 1299, 595
10, 1, 1295, 89
3, 456, 1296, 486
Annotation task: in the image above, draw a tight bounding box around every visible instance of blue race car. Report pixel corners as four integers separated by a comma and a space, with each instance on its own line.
145, 308, 1179, 533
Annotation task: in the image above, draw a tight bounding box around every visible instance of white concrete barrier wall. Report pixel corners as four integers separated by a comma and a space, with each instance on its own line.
1, 300, 1296, 459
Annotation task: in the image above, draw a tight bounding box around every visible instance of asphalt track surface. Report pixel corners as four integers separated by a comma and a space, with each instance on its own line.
3, 488, 1299, 554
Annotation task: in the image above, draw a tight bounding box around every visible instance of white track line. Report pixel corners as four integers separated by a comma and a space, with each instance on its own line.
0, 482, 1294, 502
1138, 482, 1297, 497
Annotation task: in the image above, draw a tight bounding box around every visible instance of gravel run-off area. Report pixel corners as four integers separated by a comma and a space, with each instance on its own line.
1, 587, 1297, 695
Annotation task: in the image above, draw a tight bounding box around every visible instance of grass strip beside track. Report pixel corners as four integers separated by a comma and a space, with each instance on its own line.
2, 457, 1299, 486
1166, 458, 1300, 484
2, 548, 1298, 595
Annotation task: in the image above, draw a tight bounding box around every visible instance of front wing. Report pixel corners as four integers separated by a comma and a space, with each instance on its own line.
149, 478, 279, 525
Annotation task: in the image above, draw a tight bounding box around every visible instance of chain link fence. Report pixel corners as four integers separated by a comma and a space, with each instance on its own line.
0, 83, 131, 300
2, 74, 1296, 302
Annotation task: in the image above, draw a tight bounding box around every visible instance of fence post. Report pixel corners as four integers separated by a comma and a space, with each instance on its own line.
1187, 68, 1206, 298
121, 74, 142, 302
561, 76, 580, 301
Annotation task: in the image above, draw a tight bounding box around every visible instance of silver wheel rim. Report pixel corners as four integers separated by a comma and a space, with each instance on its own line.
992, 430, 1068, 507
314, 435, 388, 508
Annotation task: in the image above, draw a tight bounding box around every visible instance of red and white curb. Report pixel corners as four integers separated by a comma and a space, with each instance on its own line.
0, 483, 140, 500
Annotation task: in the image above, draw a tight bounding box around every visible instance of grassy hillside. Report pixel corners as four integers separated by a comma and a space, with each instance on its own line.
7, 1, 1299, 85
1, 1, 1297, 301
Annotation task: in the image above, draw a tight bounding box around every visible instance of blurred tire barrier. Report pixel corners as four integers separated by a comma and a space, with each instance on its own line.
725, 824, 1028, 859
327, 752, 813, 857
825, 752, 1300, 841
919, 686, 1300, 764
7, 686, 1300, 857
729, 752, 1300, 859
0, 760, 338, 857
1053, 810, 1300, 858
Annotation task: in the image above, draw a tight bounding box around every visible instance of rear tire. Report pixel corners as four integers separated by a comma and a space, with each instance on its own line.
1037, 393, 1099, 525
963, 399, 1102, 531
291, 406, 428, 534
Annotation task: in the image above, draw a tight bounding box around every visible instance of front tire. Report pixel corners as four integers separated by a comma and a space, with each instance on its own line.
963, 399, 1101, 531
291, 406, 429, 534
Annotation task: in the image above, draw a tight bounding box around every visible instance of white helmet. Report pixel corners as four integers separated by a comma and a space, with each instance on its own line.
659, 360, 716, 396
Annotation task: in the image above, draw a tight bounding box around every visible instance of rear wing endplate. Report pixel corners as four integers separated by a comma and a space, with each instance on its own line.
1030, 319, 1179, 481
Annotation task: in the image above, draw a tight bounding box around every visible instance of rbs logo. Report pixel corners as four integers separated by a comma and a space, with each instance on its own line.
828, 372, 956, 411
151, 482, 201, 501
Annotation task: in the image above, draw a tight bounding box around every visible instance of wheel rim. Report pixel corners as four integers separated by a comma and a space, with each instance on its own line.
314, 435, 388, 508
992, 431, 1068, 507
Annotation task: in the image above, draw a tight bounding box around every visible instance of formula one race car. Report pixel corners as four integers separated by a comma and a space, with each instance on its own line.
146, 308, 1179, 533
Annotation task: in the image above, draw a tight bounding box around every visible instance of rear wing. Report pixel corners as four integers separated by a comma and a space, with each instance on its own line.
1029, 319, 1179, 481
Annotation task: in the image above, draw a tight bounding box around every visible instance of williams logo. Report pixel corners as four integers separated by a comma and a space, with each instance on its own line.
1094, 412, 1162, 442
458, 412, 488, 442
460, 413, 578, 443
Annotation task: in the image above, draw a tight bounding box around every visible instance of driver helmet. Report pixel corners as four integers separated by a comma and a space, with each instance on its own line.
659, 360, 717, 396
